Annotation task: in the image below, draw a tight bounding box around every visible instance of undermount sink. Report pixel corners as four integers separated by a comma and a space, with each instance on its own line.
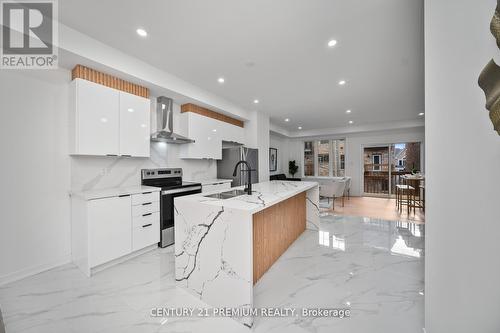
204, 189, 248, 199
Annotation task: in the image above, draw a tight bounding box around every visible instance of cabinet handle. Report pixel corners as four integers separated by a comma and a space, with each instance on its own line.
142, 223, 152, 228
142, 202, 152, 206
119, 194, 130, 197
143, 192, 152, 194
106, 154, 118, 157
121, 155, 132, 157
142, 213, 152, 217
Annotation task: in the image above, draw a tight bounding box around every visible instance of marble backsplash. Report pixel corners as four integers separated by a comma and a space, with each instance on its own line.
71, 141, 216, 192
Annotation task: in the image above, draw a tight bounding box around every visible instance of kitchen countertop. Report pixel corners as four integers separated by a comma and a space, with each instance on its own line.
175, 180, 318, 214
70, 185, 160, 201
174, 179, 320, 327
186, 178, 233, 185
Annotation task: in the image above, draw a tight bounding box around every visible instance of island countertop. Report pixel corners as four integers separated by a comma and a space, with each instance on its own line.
175, 180, 318, 214
174, 180, 320, 328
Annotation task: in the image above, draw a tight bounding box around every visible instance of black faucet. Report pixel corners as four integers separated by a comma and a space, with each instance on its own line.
232, 160, 254, 195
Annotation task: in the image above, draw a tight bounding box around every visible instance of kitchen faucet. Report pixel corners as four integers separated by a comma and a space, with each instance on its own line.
232, 160, 254, 195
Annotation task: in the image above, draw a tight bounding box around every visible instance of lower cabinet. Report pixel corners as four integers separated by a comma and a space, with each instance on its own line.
71, 190, 160, 276
201, 182, 231, 193
88, 195, 132, 267
132, 212, 160, 251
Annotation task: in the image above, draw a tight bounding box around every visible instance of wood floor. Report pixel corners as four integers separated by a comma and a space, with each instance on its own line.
324, 196, 425, 224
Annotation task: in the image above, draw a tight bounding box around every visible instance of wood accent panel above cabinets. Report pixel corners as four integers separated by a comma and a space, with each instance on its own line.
252, 192, 306, 284
180, 103, 244, 128
71, 65, 149, 98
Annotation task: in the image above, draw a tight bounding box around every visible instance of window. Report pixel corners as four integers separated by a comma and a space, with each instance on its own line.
304, 141, 315, 176
317, 140, 330, 177
373, 154, 381, 171
303, 139, 345, 177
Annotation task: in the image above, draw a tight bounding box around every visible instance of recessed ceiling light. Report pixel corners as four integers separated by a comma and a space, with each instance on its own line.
348, 120, 354, 124
253, 99, 259, 104
212, 129, 217, 132
418, 112, 425, 116
327, 39, 337, 47
346, 109, 352, 114
217, 77, 225, 84
128, 108, 134, 113
338, 80, 346, 86
100, 117, 108, 123
298, 126, 302, 130
136, 28, 148, 37
140, 124, 146, 128
284, 118, 290, 122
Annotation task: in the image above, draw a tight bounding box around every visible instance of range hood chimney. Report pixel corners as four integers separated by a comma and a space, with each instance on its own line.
151, 96, 194, 144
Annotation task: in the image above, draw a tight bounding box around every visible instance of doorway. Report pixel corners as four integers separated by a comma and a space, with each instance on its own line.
363, 142, 421, 197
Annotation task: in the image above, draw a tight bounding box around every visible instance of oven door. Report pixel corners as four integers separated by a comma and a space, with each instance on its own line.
160, 186, 202, 247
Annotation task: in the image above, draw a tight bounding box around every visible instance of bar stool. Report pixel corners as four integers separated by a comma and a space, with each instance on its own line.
419, 184, 425, 212
396, 184, 415, 214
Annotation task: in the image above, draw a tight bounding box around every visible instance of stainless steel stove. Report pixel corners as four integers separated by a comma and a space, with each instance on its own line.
141, 168, 201, 247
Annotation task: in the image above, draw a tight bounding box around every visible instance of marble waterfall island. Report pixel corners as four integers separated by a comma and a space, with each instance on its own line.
174, 180, 319, 327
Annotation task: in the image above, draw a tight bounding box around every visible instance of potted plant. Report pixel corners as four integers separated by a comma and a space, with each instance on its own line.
289, 160, 299, 179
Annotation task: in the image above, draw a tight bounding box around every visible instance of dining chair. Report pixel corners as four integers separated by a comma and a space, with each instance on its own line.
343, 177, 352, 200
319, 180, 347, 210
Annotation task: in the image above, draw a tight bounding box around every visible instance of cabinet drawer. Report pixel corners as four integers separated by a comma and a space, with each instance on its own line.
132, 211, 160, 229
132, 201, 159, 217
132, 191, 159, 205
132, 216, 160, 252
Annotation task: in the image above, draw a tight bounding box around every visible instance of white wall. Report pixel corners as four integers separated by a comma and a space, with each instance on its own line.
425, 0, 500, 332
0, 69, 72, 285
285, 127, 425, 196
269, 133, 290, 176
245, 111, 270, 182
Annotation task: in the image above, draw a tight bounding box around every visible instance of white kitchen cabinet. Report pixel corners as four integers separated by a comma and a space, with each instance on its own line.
180, 112, 222, 159
71, 187, 160, 276
202, 182, 231, 193
88, 195, 132, 267
131, 192, 160, 252
132, 212, 160, 251
69, 78, 151, 157
219, 120, 245, 144
119, 92, 151, 157
70, 79, 120, 156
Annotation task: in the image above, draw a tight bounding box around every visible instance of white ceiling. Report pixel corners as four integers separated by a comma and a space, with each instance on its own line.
59, 0, 424, 132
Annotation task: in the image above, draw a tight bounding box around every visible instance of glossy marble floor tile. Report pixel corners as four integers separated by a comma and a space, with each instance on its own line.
0, 215, 424, 333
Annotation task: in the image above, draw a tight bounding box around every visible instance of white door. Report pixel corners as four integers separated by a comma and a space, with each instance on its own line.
119, 92, 151, 157
88, 195, 132, 267
76, 79, 120, 155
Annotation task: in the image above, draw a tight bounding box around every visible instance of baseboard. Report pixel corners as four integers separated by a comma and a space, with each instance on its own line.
0, 255, 71, 286
90, 244, 158, 276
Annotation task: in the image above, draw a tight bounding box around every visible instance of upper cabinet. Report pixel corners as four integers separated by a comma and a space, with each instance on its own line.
69, 78, 151, 157
179, 104, 245, 160
71, 78, 120, 156
179, 112, 222, 159
119, 92, 151, 157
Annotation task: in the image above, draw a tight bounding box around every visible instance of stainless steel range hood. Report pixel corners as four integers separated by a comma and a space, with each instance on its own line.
151, 96, 194, 144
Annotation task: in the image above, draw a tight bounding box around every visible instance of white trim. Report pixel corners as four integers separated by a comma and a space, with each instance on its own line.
90, 244, 158, 276
0, 255, 71, 286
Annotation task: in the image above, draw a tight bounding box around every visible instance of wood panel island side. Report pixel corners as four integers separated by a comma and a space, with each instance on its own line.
174, 181, 319, 327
